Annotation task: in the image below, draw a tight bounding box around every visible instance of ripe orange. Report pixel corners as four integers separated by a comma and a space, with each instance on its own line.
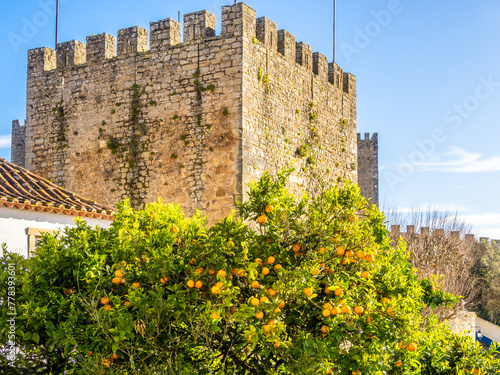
160, 277, 168, 284
333, 237, 339, 243
330, 307, 339, 316
251, 281, 259, 288
124, 301, 131, 308
472, 369, 480, 375
395, 360, 402, 367
211, 286, 221, 294
227, 240, 235, 248
292, 243, 301, 252
111, 353, 118, 360
382, 297, 390, 305
132, 282, 140, 289
341, 305, 351, 314
101, 297, 110, 305
387, 307, 393, 316
257, 215, 267, 224
267, 288, 277, 297
278, 300, 285, 308
357, 251, 366, 259
366, 315, 372, 323
322, 309, 331, 317
303, 288, 313, 297
345, 250, 353, 258
250, 297, 260, 306
263, 325, 270, 333
335, 288, 343, 296
325, 286, 331, 294
311, 268, 319, 275
274, 307, 281, 313
267, 256, 275, 264
102, 359, 110, 368
171, 225, 179, 234
190, 258, 196, 265
361, 271, 369, 279
336, 246, 345, 256
265, 204, 274, 213
255, 311, 264, 319
195, 268, 203, 274
273, 341, 281, 348
211, 312, 220, 320
88, 351, 93, 356
365, 254, 375, 263
112, 277, 121, 285
260, 296, 269, 303
209, 269, 216, 275
342, 259, 348, 265
104, 304, 112, 311
318, 247, 326, 255
274, 264, 282, 271
115, 270, 125, 278
195, 280, 203, 289
187, 280, 195, 288
398, 342, 405, 349
321, 325, 329, 333
261, 267, 270, 276
218, 270, 227, 277
323, 302, 332, 310
354, 306, 364, 315
407, 342, 416, 352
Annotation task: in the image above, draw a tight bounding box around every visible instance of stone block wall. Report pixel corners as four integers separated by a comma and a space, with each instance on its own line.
11, 120, 26, 168
357, 133, 378, 206
19, 2, 358, 223
242, 8, 358, 197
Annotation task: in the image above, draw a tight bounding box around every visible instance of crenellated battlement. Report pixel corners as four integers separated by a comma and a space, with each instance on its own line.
26, 3, 354, 94
390, 225, 476, 242
19, 2, 359, 223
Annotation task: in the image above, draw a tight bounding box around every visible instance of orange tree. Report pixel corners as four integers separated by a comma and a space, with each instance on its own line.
1, 169, 499, 374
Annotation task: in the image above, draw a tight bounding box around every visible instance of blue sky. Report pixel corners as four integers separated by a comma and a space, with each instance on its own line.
1, 0, 500, 238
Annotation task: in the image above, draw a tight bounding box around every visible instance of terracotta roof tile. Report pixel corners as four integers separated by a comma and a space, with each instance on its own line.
0, 157, 114, 220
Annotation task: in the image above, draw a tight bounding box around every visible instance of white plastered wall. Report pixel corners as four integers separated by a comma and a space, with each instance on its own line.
0, 206, 112, 258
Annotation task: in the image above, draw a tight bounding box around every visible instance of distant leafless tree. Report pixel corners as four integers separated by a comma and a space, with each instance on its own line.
384, 205, 481, 312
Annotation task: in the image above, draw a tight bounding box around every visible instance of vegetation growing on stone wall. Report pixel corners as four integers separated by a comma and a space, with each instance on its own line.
1, 171, 499, 374
52, 100, 68, 150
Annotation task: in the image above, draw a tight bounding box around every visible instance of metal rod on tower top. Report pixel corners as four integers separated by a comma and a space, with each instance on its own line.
333, 0, 336, 63
178, 9, 180, 23
55, 0, 59, 48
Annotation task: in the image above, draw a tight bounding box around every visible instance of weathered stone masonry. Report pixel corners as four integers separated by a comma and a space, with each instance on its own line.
13, 3, 372, 223
357, 133, 378, 206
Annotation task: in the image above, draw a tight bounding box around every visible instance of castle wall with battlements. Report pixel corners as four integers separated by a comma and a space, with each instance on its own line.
17, 3, 358, 222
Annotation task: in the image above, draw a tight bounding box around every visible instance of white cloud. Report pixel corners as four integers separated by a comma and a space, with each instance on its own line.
412, 146, 500, 173
0, 135, 11, 149
462, 212, 500, 239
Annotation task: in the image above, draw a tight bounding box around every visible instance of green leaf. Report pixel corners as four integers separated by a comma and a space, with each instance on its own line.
32, 332, 40, 344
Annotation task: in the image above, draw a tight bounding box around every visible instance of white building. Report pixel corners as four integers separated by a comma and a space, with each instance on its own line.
0, 157, 114, 258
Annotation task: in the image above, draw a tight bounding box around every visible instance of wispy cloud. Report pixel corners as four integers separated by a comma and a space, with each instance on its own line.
389, 146, 500, 173
0, 135, 11, 149
462, 212, 500, 239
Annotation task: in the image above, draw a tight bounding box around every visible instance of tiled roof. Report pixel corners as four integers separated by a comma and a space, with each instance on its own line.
0, 157, 114, 220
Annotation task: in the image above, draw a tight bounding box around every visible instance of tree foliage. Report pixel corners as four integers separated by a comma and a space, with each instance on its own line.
1, 170, 499, 374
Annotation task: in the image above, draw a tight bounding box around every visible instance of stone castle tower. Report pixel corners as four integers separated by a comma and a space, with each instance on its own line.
357, 133, 379, 206
11, 2, 378, 222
